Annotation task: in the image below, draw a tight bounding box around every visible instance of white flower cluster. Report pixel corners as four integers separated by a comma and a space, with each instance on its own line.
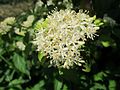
16, 41, 26, 51
22, 15, 35, 28
0, 17, 15, 35
34, 9, 99, 69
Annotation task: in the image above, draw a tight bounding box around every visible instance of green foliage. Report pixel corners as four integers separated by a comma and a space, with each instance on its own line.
38, 51, 44, 62
26, 80, 45, 90
0, 0, 120, 90
13, 53, 29, 75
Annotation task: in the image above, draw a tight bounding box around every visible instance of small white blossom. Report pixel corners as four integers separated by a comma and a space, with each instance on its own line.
22, 15, 35, 28
0, 17, 15, 35
34, 9, 99, 69
16, 41, 26, 51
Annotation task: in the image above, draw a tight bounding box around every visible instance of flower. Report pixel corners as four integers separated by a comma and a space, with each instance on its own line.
0, 17, 15, 35
16, 41, 26, 51
22, 15, 35, 28
34, 9, 99, 69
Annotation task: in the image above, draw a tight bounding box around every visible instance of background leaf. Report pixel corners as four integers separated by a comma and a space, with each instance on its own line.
13, 53, 29, 75
54, 79, 63, 90
30, 80, 45, 90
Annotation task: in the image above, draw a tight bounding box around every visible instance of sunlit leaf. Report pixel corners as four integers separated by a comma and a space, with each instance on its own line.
30, 80, 45, 90
54, 79, 63, 90
98, 34, 116, 47
109, 80, 116, 90
101, 41, 110, 47
38, 51, 44, 62
8, 79, 28, 86
34, 18, 49, 30
94, 72, 104, 81
90, 83, 106, 90
82, 63, 91, 72
62, 84, 68, 90
94, 71, 107, 81
94, 19, 104, 26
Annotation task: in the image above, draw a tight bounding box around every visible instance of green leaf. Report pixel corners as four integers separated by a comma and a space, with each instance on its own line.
82, 63, 91, 72
62, 84, 68, 90
0, 75, 5, 83
38, 51, 44, 62
54, 79, 63, 90
99, 34, 116, 47
109, 80, 116, 90
8, 85, 22, 90
34, 18, 49, 31
94, 72, 107, 81
13, 53, 29, 75
8, 79, 28, 86
42, 18, 49, 28
5, 70, 15, 82
0, 87, 4, 90
30, 80, 45, 90
101, 41, 110, 47
90, 83, 106, 90
94, 19, 104, 26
